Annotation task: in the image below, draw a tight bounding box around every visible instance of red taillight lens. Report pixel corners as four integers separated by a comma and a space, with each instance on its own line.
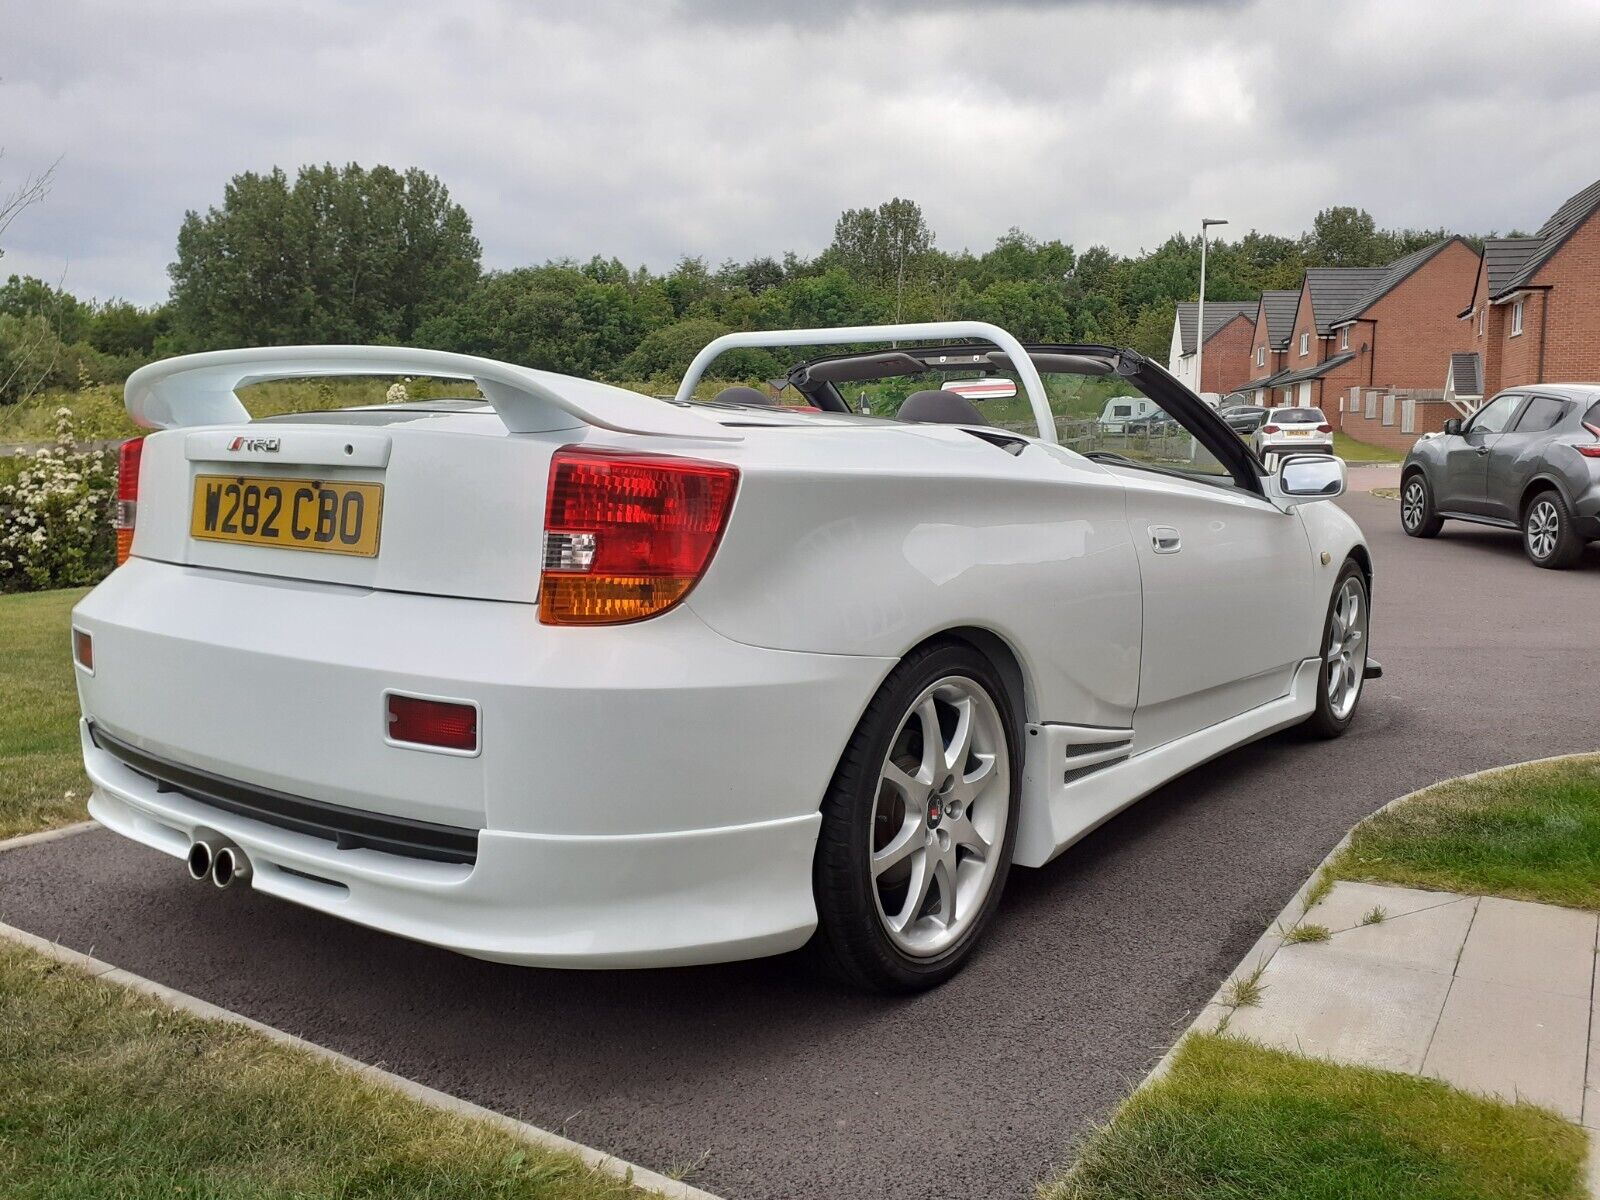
1261, 424, 1280, 434
114, 437, 145, 564
386, 694, 478, 753
1317, 424, 1333, 434
1579, 422, 1600, 458
541, 447, 740, 625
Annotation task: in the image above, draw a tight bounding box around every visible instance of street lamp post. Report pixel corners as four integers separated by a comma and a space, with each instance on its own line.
1195, 217, 1228, 396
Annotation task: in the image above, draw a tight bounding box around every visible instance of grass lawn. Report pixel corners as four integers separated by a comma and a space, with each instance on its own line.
1333, 432, 1406, 464
0, 588, 91, 839
1044, 1034, 1586, 1200
1328, 755, 1600, 909
0, 940, 661, 1199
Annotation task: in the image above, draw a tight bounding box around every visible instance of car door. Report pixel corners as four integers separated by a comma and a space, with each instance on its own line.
1087, 406, 1313, 753
1483, 394, 1569, 521
1439, 393, 1525, 515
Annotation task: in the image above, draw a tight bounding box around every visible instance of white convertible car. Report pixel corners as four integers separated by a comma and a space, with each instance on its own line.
72, 321, 1375, 992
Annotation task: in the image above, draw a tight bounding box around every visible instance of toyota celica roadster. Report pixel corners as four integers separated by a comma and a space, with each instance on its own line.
71, 320, 1376, 991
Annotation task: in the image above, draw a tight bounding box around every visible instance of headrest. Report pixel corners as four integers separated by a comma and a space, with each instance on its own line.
898, 389, 988, 426
712, 385, 776, 407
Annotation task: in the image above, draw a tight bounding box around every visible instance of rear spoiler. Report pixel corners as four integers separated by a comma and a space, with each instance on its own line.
123, 345, 738, 441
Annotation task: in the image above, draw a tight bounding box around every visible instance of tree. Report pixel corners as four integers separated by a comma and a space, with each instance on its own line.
1307, 206, 1384, 267
827, 198, 934, 316
168, 163, 481, 349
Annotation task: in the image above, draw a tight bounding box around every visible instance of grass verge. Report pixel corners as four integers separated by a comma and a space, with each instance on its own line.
1043, 1034, 1586, 1200
0, 939, 659, 1199
1334, 433, 1406, 464
0, 588, 91, 838
1328, 755, 1600, 909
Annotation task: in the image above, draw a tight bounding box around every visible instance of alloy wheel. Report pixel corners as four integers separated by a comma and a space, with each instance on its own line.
1402, 479, 1426, 530
869, 677, 1009, 958
1527, 499, 1560, 561
1324, 576, 1367, 721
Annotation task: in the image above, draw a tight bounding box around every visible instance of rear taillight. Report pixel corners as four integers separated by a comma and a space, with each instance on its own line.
540, 447, 739, 625
1317, 424, 1333, 434
386, 693, 478, 754
1579, 422, 1600, 459
113, 437, 145, 564
1261, 424, 1280, 434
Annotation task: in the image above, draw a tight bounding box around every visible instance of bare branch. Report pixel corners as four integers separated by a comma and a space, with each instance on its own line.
0, 151, 60, 248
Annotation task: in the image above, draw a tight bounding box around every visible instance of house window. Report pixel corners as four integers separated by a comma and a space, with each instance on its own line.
1255, 346, 1264, 367
1511, 299, 1524, 337
1299, 332, 1310, 357
1340, 326, 1350, 350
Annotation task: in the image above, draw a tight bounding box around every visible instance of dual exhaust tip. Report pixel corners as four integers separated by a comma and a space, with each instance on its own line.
186, 837, 251, 889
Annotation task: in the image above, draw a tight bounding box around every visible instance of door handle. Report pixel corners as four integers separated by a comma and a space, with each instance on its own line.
1149, 525, 1182, 554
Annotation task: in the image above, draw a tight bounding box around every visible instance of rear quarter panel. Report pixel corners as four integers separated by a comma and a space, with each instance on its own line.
685, 427, 1143, 728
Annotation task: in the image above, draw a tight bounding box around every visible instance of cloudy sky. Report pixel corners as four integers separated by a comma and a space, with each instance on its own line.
4, 0, 1599, 305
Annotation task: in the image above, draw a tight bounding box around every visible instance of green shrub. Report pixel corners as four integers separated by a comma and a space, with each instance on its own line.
0, 408, 116, 592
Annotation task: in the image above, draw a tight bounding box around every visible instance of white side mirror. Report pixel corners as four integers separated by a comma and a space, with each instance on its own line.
1270, 455, 1346, 507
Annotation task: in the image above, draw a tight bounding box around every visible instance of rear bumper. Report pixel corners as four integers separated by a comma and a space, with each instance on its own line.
1259, 440, 1333, 455
73, 558, 896, 967
86, 722, 821, 967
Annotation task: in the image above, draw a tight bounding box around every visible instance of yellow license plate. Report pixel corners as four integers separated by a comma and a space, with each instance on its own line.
1288, 429, 1310, 436
190, 475, 383, 557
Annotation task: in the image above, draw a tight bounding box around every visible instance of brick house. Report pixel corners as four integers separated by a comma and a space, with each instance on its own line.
1242, 290, 1299, 405
1167, 301, 1256, 395
1459, 178, 1600, 400
1256, 241, 1477, 451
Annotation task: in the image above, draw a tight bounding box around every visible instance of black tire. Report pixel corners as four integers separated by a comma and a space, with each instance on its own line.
1523, 488, 1583, 569
811, 641, 1020, 993
1400, 471, 1443, 538
1304, 560, 1369, 740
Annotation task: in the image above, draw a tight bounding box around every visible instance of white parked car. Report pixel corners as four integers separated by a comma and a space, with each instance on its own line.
72, 322, 1375, 992
1253, 406, 1335, 463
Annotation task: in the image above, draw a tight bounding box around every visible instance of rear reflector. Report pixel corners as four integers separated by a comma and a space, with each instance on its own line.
540, 447, 739, 625
73, 629, 93, 672
114, 437, 145, 565
386, 694, 478, 753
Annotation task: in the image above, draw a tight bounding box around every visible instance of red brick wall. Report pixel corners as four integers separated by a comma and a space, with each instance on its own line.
1523, 209, 1600, 386
1201, 313, 1256, 394
1288, 281, 1323, 372
1362, 239, 1481, 388
1497, 290, 1544, 390
1339, 397, 1458, 453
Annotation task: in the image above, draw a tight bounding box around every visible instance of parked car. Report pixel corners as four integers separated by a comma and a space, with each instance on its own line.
1221, 405, 1269, 436
72, 322, 1374, 993
1400, 385, 1600, 568
1253, 407, 1334, 461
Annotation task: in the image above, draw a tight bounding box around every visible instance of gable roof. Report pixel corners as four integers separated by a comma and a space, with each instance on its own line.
1258, 290, 1300, 350
1491, 177, 1600, 299
1330, 238, 1465, 326
1304, 268, 1386, 335
1175, 301, 1257, 356
1482, 237, 1540, 298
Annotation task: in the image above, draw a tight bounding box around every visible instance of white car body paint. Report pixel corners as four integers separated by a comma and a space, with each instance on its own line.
74, 325, 1368, 968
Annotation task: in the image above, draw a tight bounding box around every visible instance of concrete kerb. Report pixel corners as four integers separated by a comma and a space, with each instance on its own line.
0, 825, 725, 1200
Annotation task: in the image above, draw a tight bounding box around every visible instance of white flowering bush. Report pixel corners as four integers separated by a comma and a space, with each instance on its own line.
0, 408, 117, 592
385, 380, 409, 404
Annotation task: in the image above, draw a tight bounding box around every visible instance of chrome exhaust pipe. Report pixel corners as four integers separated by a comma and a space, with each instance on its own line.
211, 845, 250, 890
186, 838, 218, 882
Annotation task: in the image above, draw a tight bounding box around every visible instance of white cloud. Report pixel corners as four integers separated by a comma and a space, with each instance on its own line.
3, 0, 1598, 304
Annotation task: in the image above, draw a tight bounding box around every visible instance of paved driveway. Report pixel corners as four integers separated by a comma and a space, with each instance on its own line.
2, 492, 1595, 1200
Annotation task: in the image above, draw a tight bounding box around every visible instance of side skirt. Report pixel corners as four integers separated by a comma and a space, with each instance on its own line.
1012, 658, 1321, 868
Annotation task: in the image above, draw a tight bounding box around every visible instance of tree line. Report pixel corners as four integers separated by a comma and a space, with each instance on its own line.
0, 161, 1494, 403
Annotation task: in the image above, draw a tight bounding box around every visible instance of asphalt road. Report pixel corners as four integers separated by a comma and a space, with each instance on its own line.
3, 490, 1596, 1200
